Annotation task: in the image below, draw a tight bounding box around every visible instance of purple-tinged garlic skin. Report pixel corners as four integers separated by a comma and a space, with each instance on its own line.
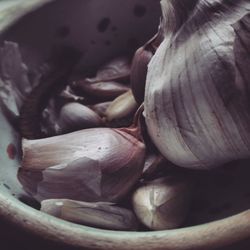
59, 102, 103, 133
131, 24, 163, 104
131, 47, 153, 104
73, 56, 131, 101
75, 81, 130, 101
19, 127, 145, 202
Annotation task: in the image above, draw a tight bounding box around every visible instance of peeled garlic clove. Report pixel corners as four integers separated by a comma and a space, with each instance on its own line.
89, 101, 112, 117
86, 56, 131, 83
41, 199, 138, 231
104, 90, 138, 122
145, 1, 250, 169
132, 176, 192, 230
59, 102, 103, 132
74, 81, 130, 101
18, 125, 145, 202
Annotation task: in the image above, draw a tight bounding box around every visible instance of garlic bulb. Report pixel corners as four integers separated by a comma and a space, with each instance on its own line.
18, 125, 145, 202
41, 199, 139, 231
59, 102, 103, 132
145, 0, 250, 169
132, 176, 192, 230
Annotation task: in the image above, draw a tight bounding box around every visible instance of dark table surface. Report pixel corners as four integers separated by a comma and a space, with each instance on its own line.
0, 217, 250, 250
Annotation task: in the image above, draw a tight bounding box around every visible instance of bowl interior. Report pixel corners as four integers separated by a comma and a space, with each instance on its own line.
0, 0, 249, 235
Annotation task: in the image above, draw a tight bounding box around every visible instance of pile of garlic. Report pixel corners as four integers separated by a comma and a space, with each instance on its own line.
17, 0, 250, 231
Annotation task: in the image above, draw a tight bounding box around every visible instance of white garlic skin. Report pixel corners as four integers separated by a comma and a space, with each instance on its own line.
145, 0, 250, 169
132, 177, 192, 230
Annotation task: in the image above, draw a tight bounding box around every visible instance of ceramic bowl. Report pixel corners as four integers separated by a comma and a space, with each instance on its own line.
0, 1, 249, 249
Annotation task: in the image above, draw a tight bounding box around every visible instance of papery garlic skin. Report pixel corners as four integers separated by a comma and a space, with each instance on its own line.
59, 102, 103, 132
145, 0, 250, 169
41, 199, 139, 231
19, 127, 145, 202
132, 176, 192, 230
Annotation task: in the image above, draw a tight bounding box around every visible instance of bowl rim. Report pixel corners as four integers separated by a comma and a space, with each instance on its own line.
0, 191, 250, 250
0, 1, 249, 249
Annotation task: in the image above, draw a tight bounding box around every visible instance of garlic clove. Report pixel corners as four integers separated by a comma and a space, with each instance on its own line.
41, 199, 64, 217
58, 102, 103, 133
74, 81, 130, 101
131, 23, 163, 104
131, 47, 153, 104
104, 90, 138, 122
41, 199, 139, 231
132, 176, 192, 230
89, 101, 112, 117
18, 127, 145, 202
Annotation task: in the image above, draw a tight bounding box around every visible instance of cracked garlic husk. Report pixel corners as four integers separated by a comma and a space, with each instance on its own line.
18, 108, 146, 202
145, 0, 250, 169
41, 199, 139, 231
132, 176, 192, 230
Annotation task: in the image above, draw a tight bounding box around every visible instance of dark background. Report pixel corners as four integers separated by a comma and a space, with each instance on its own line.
0, 218, 249, 250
